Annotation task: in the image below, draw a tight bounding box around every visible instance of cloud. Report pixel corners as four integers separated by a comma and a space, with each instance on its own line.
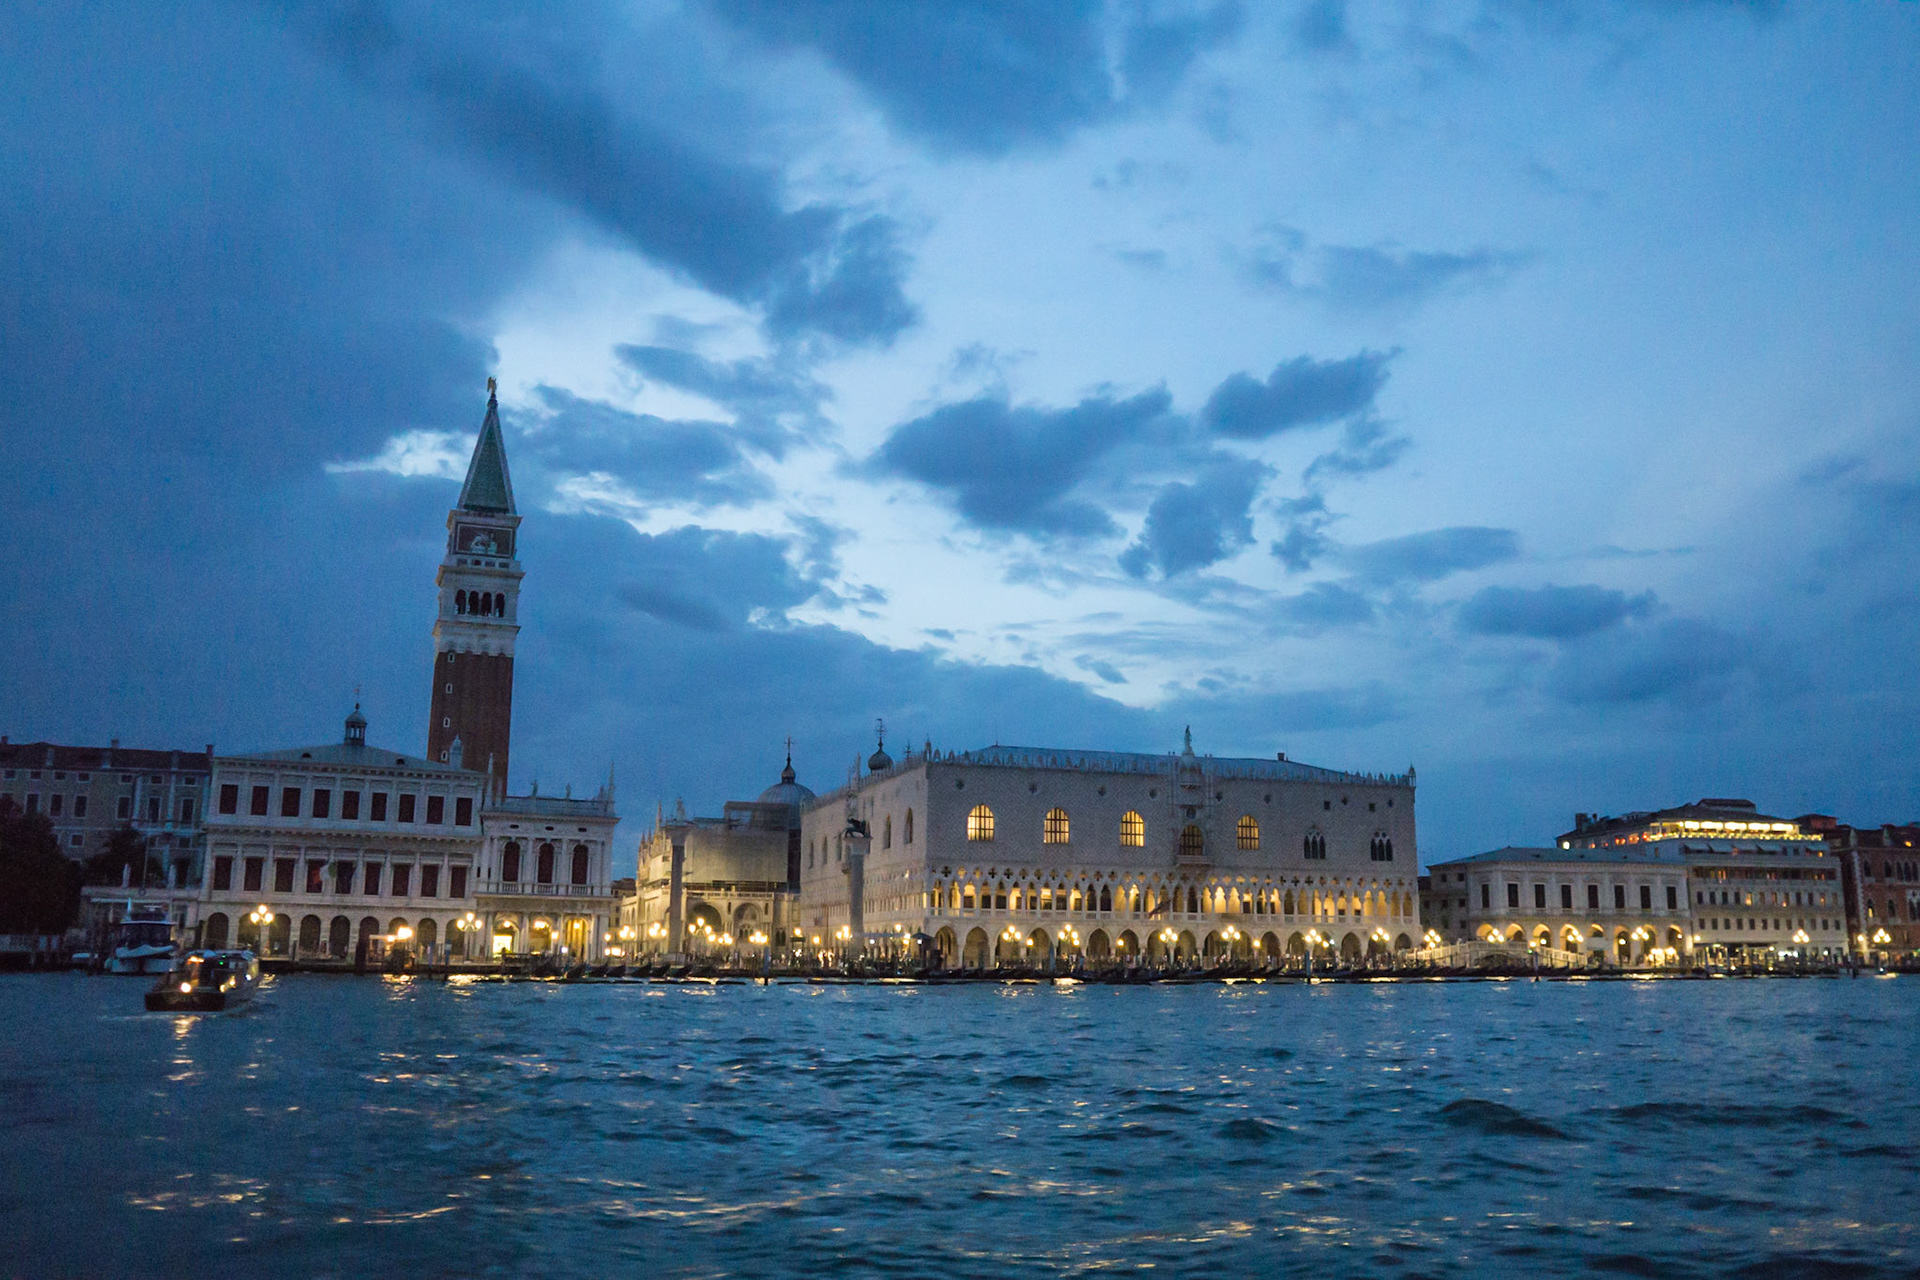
1247, 226, 1525, 313
613, 525, 820, 632
1075, 655, 1128, 685
617, 343, 828, 453
523, 386, 775, 509
1459, 584, 1657, 640
1549, 619, 1750, 706
1343, 527, 1521, 583
711, 0, 1241, 156
1201, 351, 1394, 439
1292, 0, 1352, 53
1303, 418, 1412, 486
313, 2, 916, 344
1271, 582, 1375, 630
867, 388, 1173, 538
1120, 462, 1269, 578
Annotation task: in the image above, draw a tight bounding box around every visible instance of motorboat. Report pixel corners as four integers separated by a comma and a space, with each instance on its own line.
105, 904, 177, 975
145, 950, 261, 1012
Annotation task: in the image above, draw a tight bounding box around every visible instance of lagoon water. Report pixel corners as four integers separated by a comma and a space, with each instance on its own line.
1, 973, 1915, 1278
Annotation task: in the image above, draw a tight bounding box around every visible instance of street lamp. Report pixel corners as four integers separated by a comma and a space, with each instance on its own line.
1303, 928, 1325, 974
458, 911, 480, 962
248, 904, 271, 958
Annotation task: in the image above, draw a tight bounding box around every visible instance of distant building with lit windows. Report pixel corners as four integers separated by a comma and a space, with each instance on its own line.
1802, 816, 1920, 961
1422, 846, 1692, 965
1559, 799, 1846, 962
797, 730, 1420, 967
199, 707, 489, 959
192, 380, 615, 962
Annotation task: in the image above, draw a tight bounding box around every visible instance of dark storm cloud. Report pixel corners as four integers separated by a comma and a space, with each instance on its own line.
867, 389, 1174, 538
1119, 462, 1270, 578
1201, 351, 1394, 439
1549, 619, 1750, 705
525, 387, 772, 507
617, 343, 829, 454
615, 527, 819, 633
1459, 584, 1656, 640
710, 0, 1241, 156
1343, 527, 1521, 583
311, 1, 916, 344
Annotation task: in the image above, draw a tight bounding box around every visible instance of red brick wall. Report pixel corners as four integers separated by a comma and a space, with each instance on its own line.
428, 649, 513, 796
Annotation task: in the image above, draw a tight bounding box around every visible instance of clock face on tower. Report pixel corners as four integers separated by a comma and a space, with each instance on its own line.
456, 523, 513, 558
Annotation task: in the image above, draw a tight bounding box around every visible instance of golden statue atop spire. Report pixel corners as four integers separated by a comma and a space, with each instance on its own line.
487, 376, 497, 397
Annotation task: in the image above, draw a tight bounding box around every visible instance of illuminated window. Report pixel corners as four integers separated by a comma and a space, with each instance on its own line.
1120, 811, 1144, 847
1044, 808, 1069, 844
1237, 815, 1259, 850
1179, 824, 1204, 859
967, 805, 995, 842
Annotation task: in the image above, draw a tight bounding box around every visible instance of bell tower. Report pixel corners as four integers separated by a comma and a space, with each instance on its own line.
428, 378, 521, 797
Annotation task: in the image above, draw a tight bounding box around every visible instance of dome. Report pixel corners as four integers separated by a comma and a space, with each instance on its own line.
757, 753, 816, 820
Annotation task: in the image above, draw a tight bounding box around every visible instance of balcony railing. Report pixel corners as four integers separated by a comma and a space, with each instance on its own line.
474, 880, 611, 897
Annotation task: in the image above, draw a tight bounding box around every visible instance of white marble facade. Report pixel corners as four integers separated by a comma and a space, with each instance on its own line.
797, 737, 1420, 966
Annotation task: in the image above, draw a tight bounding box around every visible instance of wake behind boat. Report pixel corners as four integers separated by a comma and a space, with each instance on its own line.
145, 950, 261, 1012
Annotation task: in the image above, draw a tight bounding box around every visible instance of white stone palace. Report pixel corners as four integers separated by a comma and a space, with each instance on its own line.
796, 730, 1420, 966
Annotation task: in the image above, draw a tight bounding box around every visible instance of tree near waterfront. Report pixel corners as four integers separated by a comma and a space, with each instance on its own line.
84, 824, 160, 889
0, 808, 85, 934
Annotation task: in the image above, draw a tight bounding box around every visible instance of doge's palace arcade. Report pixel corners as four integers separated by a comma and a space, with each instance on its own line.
797, 730, 1420, 967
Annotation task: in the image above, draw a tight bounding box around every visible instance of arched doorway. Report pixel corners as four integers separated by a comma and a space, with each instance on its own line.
268, 914, 291, 956
934, 927, 957, 968
328, 915, 351, 958
1340, 932, 1362, 961
962, 927, 990, 967
417, 918, 437, 950
1087, 929, 1111, 959
1116, 929, 1139, 959
298, 915, 322, 955
203, 912, 229, 949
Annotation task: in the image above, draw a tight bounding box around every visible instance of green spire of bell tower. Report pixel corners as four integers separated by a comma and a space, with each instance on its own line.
457, 377, 516, 514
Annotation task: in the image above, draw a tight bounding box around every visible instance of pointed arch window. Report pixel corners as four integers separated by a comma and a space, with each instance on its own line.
1370, 832, 1394, 862
904, 808, 914, 844
1237, 815, 1260, 850
883, 815, 892, 849
1304, 829, 1327, 860
1120, 811, 1144, 847
1044, 808, 1070, 844
967, 805, 995, 842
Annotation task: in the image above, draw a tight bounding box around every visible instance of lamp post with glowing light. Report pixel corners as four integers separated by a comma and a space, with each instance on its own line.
458, 911, 479, 964
1303, 928, 1326, 976
248, 904, 271, 959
